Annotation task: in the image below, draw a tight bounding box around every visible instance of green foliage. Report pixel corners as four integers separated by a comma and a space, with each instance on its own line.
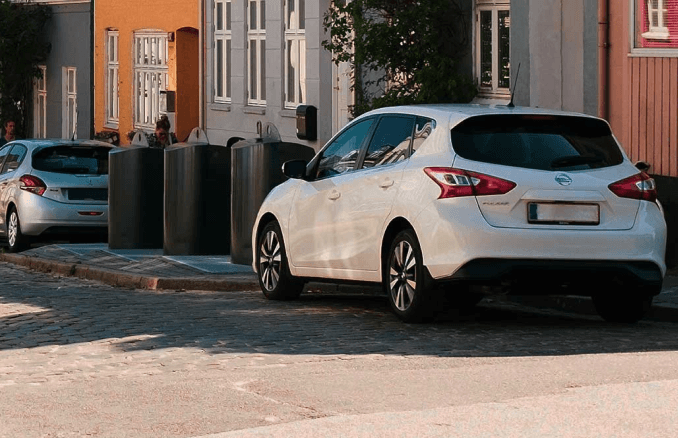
0, 0, 51, 136
323, 0, 477, 117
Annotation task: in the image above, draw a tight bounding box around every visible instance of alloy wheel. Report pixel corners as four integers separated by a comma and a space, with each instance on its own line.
259, 230, 282, 292
8, 212, 18, 247
389, 240, 418, 311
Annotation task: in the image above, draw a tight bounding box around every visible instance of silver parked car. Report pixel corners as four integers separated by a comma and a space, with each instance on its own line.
0, 139, 116, 252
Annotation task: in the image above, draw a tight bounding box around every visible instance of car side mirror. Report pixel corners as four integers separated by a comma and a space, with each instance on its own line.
635, 161, 651, 172
282, 159, 308, 179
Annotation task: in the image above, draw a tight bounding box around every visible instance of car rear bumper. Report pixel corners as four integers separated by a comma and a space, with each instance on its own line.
16, 193, 108, 236
441, 258, 663, 291
414, 198, 667, 282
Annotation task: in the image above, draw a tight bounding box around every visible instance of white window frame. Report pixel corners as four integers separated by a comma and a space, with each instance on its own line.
475, 0, 510, 98
284, 0, 306, 108
247, 0, 266, 106
62, 67, 77, 139
34, 65, 47, 139
133, 31, 169, 130
214, 0, 232, 102
105, 30, 119, 128
643, 0, 670, 39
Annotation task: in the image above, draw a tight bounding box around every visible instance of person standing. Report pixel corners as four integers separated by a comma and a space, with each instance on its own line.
147, 115, 177, 148
0, 120, 17, 146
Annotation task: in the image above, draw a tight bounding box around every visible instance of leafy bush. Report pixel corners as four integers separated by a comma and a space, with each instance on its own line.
0, 0, 51, 135
323, 0, 477, 117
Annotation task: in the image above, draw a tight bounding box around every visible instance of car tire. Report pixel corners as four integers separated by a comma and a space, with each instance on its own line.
6, 207, 27, 253
592, 289, 654, 323
256, 221, 304, 300
385, 229, 434, 323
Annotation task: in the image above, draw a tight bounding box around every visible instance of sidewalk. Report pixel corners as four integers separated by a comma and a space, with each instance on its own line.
2, 243, 678, 313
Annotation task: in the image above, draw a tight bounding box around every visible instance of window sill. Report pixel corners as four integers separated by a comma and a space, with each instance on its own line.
629, 48, 678, 57
103, 123, 119, 130
280, 109, 297, 118
642, 30, 670, 40
208, 102, 232, 112
242, 106, 266, 115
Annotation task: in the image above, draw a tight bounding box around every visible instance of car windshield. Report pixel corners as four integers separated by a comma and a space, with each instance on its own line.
32, 145, 111, 175
450, 115, 624, 171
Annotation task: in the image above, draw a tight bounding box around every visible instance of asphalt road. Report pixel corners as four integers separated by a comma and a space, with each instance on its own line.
1, 262, 678, 437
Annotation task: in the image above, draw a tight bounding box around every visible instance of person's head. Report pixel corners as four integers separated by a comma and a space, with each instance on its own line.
155, 116, 171, 144
3, 120, 16, 138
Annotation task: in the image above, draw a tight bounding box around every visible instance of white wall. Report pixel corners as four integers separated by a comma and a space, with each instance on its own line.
204, 0, 334, 151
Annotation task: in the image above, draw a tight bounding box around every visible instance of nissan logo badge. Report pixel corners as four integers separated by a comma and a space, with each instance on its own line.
555, 174, 572, 186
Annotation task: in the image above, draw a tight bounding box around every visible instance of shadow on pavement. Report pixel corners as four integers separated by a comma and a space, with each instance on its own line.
2, 266, 678, 358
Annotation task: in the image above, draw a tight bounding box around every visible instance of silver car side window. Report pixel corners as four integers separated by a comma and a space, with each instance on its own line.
0, 145, 13, 175
2, 145, 28, 174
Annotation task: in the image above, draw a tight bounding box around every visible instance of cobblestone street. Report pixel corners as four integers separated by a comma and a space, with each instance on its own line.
2, 261, 678, 437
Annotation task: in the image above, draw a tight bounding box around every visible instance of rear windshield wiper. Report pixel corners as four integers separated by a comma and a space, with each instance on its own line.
551, 155, 604, 169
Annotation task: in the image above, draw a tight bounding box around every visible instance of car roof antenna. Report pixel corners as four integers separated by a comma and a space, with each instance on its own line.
507, 63, 521, 108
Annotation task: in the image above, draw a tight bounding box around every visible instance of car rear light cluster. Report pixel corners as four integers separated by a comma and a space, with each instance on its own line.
424, 167, 516, 199
608, 172, 658, 202
19, 175, 46, 196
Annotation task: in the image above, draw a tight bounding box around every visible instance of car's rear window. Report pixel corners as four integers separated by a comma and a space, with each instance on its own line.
450, 115, 624, 171
33, 145, 111, 175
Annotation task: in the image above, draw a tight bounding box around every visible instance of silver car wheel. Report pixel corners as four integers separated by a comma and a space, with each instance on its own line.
8, 211, 18, 247
389, 240, 417, 311
259, 230, 282, 292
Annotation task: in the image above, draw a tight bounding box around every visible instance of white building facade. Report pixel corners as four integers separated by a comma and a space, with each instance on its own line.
204, 0, 350, 150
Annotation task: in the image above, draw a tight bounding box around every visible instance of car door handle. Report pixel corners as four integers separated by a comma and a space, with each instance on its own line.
328, 190, 341, 200
379, 178, 394, 188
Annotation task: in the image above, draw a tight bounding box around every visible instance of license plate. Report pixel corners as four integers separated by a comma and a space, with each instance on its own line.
528, 203, 600, 225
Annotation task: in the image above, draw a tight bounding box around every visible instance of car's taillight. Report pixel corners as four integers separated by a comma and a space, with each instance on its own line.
608, 172, 657, 202
19, 175, 46, 196
424, 167, 516, 199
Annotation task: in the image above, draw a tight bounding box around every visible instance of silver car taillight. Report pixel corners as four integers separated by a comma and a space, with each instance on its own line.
19, 175, 47, 196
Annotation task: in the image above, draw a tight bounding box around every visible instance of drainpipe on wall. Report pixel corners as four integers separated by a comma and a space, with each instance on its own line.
598, 0, 609, 120
199, 0, 205, 130
91, 0, 95, 138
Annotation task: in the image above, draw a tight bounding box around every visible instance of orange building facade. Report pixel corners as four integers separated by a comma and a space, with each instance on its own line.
94, 0, 200, 144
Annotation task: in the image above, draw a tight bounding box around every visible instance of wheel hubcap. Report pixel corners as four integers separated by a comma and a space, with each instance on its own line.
8, 213, 17, 247
389, 240, 417, 311
259, 230, 282, 291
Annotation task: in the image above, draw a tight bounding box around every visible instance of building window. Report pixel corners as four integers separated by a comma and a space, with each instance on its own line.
215, 0, 232, 102
248, 0, 266, 106
62, 67, 77, 139
105, 30, 119, 127
643, 0, 670, 39
284, 0, 305, 108
475, 0, 510, 97
134, 31, 168, 130
634, 0, 678, 48
34, 65, 46, 139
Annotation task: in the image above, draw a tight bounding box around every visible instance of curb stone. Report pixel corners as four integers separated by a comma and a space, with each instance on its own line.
0, 253, 260, 292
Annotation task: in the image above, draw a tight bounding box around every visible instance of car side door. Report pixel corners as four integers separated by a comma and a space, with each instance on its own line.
0, 144, 20, 234
287, 118, 376, 271
337, 114, 415, 272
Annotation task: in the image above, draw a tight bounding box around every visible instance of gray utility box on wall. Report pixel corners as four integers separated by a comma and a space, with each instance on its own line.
108, 145, 164, 249
230, 132, 315, 266
164, 139, 231, 255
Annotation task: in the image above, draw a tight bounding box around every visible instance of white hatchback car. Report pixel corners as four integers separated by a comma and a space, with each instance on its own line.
252, 105, 667, 323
